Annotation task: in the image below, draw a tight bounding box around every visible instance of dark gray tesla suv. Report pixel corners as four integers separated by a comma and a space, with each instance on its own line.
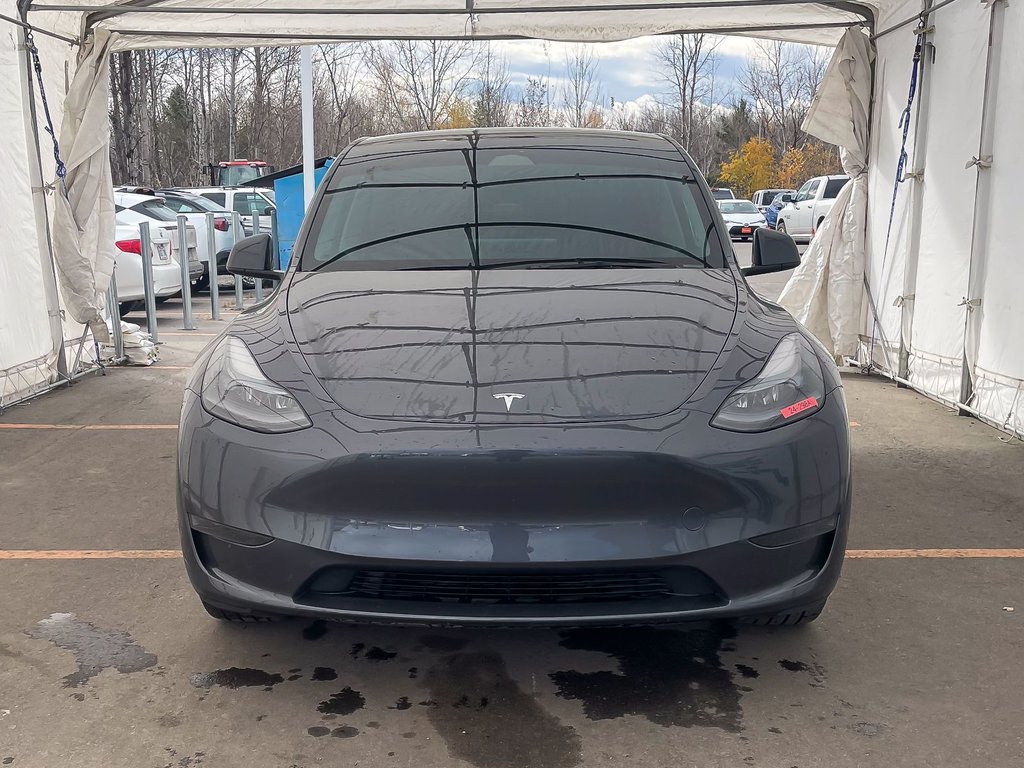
177, 129, 850, 627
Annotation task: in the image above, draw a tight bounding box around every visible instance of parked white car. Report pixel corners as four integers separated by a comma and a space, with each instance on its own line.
112, 223, 183, 316
717, 199, 767, 241
156, 189, 234, 290
775, 175, 850, 242
113, 191, 202, 289
184, 186, 276, 236
115, 188, 214, 291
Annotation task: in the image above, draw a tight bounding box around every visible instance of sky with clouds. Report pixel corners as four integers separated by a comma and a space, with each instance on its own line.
493, 36, 759, 110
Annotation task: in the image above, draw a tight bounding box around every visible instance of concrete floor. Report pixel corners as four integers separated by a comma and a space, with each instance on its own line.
1, 251, 1023, 768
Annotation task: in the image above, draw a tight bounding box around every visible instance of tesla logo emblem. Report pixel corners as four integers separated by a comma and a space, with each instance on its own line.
493, 392, 524, 411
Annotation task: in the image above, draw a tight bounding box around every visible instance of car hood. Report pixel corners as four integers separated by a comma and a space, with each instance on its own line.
722, 213, 765, 225
286, 269, 738, 423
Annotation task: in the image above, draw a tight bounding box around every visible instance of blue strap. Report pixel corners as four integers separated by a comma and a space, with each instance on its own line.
881, 33, 924, 262
868, 33, 925, 368
26, 30, 68, 197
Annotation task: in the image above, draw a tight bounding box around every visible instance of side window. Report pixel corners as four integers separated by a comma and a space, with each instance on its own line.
804, 180, 821, 200
202, 192, 226, 206
794, 182, 811, 202
232, 193, 265, 216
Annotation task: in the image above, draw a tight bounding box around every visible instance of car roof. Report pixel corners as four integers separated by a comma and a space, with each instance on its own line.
348, 127, 680, 159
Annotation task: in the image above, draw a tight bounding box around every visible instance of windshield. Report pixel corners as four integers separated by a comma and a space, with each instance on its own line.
128, 199, 179, 222
719, 201, 759, 214
302, 136, 726, 271
163, 194, 226, 214
711, 188, 734, 200
220, 165, 265, 186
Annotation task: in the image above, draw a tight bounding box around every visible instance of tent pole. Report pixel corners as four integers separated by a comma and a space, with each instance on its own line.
16, 23, 69, 385
956, 0, 1005, 414
895, 0, 935, 385
300, 45, 314, 210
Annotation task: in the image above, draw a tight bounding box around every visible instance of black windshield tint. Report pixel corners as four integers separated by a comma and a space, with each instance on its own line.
302, 135, 726, 271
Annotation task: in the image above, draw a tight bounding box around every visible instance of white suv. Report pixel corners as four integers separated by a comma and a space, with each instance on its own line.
184, 187, 276, 236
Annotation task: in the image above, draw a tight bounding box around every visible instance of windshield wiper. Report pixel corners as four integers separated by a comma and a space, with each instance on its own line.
482, 256, 683, 269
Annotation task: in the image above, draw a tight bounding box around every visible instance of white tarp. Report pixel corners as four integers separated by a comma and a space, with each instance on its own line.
0, 15, 54, 404
971, 1, 1024, 435
778, 27, 872, 359
51, 28, 116, 344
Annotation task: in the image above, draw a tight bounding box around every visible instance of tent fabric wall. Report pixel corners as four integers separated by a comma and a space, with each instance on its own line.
904, 1, 988, 405
971, 1, 1024, 435
860, 5, 917, 374
0, 12, 56, 405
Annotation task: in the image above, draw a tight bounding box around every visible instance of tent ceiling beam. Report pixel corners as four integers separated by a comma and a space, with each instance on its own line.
97, 20, 866, 45
30, 0, 873, 16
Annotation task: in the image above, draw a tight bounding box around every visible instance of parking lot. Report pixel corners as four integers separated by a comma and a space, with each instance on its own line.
2, 244, 1022, 768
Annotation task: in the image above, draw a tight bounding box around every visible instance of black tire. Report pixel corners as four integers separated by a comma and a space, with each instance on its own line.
739, 600, 826, 627
191, 274, 210, 294
776, 219, 788, 235
155, 295, 172, 304
118, 300, 141, 318
201, 600, 284, 623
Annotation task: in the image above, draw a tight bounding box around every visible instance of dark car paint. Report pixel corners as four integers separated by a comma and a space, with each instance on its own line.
177, 129, 850, 625
286, 268, 738, 422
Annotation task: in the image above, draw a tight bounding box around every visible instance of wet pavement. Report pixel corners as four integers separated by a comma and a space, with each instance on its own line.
1, 254, 1022, 767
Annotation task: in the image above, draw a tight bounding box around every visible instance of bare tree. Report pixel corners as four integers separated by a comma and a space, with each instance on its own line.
654, 33, 720, 173
364, 40, 478, 132
561, 44, 602, 128
741, 40, 826, 153
473, 43, 513, 127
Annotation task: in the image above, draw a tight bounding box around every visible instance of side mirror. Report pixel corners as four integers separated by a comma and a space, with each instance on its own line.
781, 193, 794, 203
261, 206, 275, 217
226, 233, 281, 281
742, 228, 801, 277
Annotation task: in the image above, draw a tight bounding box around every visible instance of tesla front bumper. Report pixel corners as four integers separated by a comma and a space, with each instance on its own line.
177, 389, 851, 626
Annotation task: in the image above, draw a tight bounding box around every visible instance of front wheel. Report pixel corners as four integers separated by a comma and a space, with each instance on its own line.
776, 219, 788, 235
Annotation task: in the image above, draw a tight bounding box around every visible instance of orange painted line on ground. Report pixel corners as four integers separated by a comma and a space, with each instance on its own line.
849, 420, 861, 427
846, 548, 1024, 558
1, 548, 1023, 562
0, 424, 177, 430
0, 550, 181, 560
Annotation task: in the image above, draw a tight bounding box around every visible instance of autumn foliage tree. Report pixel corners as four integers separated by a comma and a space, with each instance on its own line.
718, 137, 775, 198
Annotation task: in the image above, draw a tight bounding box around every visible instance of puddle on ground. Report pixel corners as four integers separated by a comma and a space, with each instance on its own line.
26, 613, 157, 688
422, 651, 582, 768
549, 623, 743, 732
189, 668, 285, 691
316, 686, 366, 716
311, 666, 337, 681
350, 643, 397, 661
778, 659, 827, 687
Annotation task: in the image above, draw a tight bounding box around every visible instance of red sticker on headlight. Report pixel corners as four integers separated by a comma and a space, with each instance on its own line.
780, 397, 818, 419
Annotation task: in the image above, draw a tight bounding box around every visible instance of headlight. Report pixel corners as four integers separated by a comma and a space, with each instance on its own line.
200, 335, 311, 433
711, 333, 825, 432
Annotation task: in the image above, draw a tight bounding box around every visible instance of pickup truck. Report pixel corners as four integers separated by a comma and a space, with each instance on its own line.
775, 175, 850, 242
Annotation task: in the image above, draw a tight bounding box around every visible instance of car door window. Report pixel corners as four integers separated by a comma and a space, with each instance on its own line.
201, 192, 226, 206
232, 193, 271, 217
802, 180, 821, 202
794, 182, 811, 202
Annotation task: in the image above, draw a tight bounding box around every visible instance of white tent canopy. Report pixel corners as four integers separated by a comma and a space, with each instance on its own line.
2, 0, 1022, 438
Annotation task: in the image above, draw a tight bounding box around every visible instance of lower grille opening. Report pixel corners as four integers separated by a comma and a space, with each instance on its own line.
305, 567, 717, 606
